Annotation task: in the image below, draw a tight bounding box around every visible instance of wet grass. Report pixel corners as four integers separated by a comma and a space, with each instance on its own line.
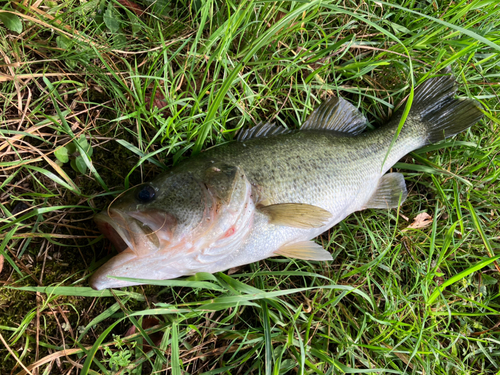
1, 0, 500, 374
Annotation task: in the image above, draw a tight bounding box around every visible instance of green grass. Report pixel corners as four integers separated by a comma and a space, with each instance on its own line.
1, 0, 500, 373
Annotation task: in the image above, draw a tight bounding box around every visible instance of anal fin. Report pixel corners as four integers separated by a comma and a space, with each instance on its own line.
363, 173, 408, 209
274, 241, 332, 261
258, 203, 332, 228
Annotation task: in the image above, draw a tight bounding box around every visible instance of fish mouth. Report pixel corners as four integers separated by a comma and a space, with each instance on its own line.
94, 209, 172, 256
94, 211, 129, 253
90, 208, 175, 289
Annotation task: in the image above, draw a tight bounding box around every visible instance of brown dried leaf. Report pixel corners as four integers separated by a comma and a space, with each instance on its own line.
407, 212, 433, 229
228, 266, 242, 275
124, 317, 162, 352
117, 0, 145, 16
0, 255, 3, 274
145, 91, 167, 110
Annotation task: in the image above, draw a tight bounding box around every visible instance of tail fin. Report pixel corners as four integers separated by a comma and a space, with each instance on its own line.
411, 75, 483, 144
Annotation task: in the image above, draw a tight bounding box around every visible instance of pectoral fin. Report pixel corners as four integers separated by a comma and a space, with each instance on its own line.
258, 203, 332, 228
363, 172, 408, 209
274, 241, 332, 260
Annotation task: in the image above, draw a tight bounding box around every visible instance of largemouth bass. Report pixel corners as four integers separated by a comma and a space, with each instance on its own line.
90, 75, 483, 290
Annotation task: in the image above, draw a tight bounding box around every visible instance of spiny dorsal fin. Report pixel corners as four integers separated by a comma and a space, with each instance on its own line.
274, 241, 332, 260
301, 97, 368, 135
236, 122, 292, 141
363, 172, 408, 209
258, 202, 332, 228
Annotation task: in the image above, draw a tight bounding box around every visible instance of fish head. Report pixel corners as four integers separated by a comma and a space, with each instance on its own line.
90, 162, 254, 290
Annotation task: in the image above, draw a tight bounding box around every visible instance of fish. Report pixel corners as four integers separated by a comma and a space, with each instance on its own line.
90, 74, 483, 290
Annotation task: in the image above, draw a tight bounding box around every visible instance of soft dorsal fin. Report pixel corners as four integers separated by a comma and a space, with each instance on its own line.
274, 241, 332, 260
363, 172, 408, 209
236, 122, 292, 141
301, 97, 368, 135
257, 202, 332, 228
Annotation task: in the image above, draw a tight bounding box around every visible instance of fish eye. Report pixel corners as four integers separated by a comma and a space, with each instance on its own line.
136, 185, 156, 203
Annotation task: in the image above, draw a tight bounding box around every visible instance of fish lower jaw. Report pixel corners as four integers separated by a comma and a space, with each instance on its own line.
89, 249, 199, 290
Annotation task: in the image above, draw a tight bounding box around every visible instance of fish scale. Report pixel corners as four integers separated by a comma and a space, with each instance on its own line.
191, 130, 413, 272
90, 75, 483, 290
